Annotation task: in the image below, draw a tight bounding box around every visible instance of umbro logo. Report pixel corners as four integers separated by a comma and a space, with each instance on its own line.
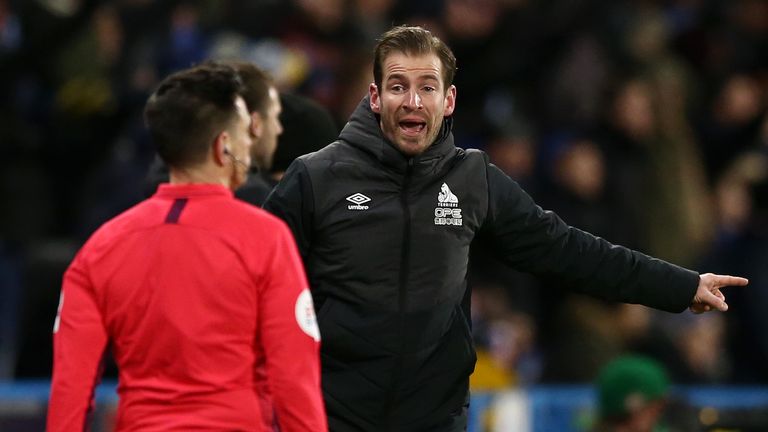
346, 193, 371, 205
346, 193, 371, 210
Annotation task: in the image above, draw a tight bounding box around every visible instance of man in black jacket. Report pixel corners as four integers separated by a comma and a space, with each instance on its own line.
263, 26, 748, 431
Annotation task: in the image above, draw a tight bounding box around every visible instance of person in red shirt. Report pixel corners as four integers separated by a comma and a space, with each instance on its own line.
47, 62, 327, 432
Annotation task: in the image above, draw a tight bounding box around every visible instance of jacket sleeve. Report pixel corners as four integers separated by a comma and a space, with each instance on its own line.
259, 221, 327, 432
480, 163, 699, 313
262, 159, 315, 259
47, 250, 108, 431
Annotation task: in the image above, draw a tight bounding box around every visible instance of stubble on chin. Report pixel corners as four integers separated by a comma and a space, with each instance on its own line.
393, 136, 427, 157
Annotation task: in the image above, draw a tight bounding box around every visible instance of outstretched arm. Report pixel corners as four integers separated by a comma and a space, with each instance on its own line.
481, 163, 700, 312
690, 273, 749, 313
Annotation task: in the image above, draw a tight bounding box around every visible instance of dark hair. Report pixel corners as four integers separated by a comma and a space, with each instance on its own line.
373, 25, 457, 92
271, 92, 339, 174
144, 61, 244, 168
227, 61, 274, 116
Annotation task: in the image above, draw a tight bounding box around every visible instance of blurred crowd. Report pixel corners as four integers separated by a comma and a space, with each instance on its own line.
1, 0, 767, 389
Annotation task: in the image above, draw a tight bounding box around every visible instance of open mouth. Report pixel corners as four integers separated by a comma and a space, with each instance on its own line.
399, 120, 426, 135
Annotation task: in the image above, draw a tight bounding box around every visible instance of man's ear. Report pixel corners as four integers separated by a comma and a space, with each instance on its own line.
369, 83, 381, 114
213, 131, 229, 166
250, 112, 263, 140
443, 85, 457, 117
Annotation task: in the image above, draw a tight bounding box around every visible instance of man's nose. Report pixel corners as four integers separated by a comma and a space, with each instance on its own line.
404, 90, 423, 110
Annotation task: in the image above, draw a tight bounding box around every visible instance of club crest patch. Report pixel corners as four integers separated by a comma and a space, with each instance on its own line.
435, 183, 462, 226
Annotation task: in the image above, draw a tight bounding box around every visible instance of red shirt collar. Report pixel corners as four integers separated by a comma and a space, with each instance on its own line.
154, 183, 234, 199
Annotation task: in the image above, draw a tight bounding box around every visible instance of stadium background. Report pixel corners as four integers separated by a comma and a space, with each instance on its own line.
0, 0, 766, 430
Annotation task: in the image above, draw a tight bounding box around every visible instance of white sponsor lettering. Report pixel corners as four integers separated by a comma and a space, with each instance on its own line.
435, 217, 464, 226
434, 208, 462, 218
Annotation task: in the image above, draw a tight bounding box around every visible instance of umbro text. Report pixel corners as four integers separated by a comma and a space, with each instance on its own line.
346, 193, 371, 211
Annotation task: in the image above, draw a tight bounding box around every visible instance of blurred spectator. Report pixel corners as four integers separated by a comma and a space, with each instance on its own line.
543, 34, 611, 130
271, 91, 339, 181
599, 69, 715, 267
441, 0, 512, 149
697, 73, 766, 184
594, 355, 674, 432
351, 0, 398, 45
214, 0, 288, 40
644, 65, 715, 268
279, 0, 368, 122
470, 285, 541, 390
53, 3, 122, 117
45, 3, 127, 235
543, 296, 625, 383
155, 2, 209, 77
669, 314, 730, 383
701, 150, 768, 383
472, 311, 540, 389
485, 131, 538, 189
615, 6, 715, 267
597, 77, 656, 252
0, 0, 21, 56
539, 134, 630, 248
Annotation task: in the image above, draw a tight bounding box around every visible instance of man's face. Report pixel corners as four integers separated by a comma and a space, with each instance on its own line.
228, 96, 255, 189
251, 87, 283, 171
370, 52, 456, 157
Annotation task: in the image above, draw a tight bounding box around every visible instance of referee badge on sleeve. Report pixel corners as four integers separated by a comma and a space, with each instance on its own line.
295, 289, 321, 342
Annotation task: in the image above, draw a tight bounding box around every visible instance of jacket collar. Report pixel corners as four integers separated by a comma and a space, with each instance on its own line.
339, 95, 457, 176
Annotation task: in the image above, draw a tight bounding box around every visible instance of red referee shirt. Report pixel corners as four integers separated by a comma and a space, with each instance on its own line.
48, 184, 326, 431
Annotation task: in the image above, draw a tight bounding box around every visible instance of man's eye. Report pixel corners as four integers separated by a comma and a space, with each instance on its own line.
423, 86, 436, 93
391, 84, 405, 92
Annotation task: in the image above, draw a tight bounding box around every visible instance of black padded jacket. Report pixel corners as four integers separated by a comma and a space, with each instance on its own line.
263, 96, 699, 431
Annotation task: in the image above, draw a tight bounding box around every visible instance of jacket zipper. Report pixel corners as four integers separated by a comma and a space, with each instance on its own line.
382, 158, 413, 430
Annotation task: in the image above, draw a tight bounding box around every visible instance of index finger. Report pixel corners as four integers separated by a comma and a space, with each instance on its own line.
713, 275, 749, 287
